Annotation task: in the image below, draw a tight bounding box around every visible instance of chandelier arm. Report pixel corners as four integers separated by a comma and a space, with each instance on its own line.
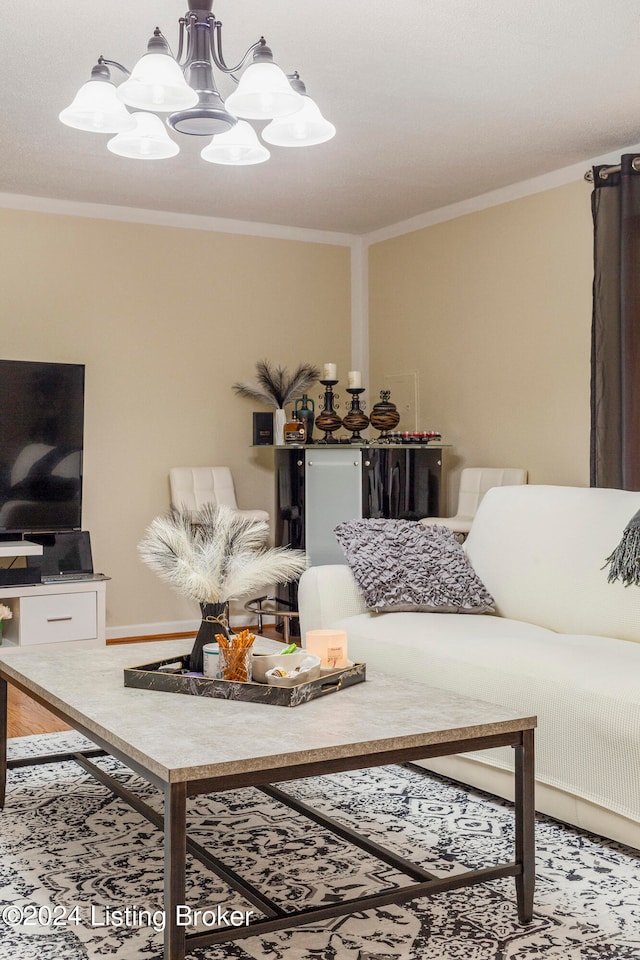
210, 22, 263, 75
97, 56, 131, 77
175, 18, 187, 64
181, 13, 199, 67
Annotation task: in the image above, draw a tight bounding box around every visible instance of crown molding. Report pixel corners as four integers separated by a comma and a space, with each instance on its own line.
364, 140, 640, 246
5, 138, 640, 248
0, 192, 357, 248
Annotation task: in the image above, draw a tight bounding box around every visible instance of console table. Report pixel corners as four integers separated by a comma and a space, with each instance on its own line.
269, 444, 449, 624
274, 443, 449, 565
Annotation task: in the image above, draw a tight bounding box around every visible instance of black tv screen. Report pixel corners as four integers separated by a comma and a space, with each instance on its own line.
0, 360, 85, 534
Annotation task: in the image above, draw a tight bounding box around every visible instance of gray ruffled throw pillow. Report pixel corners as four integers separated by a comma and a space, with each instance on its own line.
334, 518, 495, 614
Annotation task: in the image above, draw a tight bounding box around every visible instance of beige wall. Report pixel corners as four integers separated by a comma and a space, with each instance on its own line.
1, 178, 595, 627
368, 180, 593, 512
0, 208, 351, 630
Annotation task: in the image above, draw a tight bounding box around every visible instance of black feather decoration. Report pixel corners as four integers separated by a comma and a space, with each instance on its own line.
233, 360, 320, 408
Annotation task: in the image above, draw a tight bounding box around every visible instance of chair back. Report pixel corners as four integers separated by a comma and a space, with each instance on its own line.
456, 467, 528, 519
169, 467, 239, 513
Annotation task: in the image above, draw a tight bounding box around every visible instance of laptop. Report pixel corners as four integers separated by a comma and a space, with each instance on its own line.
26, 531, 95, 582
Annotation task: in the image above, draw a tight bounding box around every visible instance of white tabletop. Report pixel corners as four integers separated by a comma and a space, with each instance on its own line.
0, 640, 535, 784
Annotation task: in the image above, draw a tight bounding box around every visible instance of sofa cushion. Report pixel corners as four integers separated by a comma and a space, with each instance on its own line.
334, 518, 495, 614
332, 609, 640, 824
464, 485, 640, 642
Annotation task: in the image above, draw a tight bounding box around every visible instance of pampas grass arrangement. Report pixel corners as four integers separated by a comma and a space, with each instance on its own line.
232, 359, 320, 409
138, 503, 307, 604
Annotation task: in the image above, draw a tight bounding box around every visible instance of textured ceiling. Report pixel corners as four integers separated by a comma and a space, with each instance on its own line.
1, 0, 639, 235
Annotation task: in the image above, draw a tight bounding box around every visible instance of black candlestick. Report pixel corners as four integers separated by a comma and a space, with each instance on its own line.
343, 387, 369, 442
315, 379, 342, 443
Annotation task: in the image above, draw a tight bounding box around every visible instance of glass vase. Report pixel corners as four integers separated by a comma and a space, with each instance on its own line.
274, 407, 287, 445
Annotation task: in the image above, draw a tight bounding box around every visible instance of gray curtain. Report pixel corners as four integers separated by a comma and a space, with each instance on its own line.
591, 154, 640, 490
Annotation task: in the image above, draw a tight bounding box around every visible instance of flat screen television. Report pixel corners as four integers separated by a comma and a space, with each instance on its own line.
0, 360, 85, 535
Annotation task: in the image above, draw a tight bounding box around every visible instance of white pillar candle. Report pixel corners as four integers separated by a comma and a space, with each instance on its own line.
305, 629, 349, 669
347, 370, 362, 388
322, 363, 337, 380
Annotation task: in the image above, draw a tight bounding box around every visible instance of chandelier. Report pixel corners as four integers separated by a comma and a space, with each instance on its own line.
59, 1, 335, 165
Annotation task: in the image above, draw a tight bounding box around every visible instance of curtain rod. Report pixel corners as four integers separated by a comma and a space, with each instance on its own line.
584, 157, 640, 182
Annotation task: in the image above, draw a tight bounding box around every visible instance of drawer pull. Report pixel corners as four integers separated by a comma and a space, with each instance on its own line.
47, 616, 73, 623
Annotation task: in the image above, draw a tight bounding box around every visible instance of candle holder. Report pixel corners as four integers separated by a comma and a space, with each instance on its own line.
315, 379, 342, 443
342, 387, 369, 443
305, 628, 349, 669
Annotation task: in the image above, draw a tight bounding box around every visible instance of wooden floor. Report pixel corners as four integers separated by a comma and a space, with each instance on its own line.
7, 626, 282, 739
8, 685, 71, 738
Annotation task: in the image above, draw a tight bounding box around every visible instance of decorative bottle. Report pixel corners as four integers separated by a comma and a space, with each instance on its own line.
284, 412, 306, 444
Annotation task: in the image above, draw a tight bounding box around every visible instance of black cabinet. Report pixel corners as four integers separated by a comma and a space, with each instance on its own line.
275, 444, 447, 559
272, 443, 448, 633
361, 445, 444, 522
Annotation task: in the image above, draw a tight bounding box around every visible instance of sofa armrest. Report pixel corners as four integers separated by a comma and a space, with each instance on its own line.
298, 565, 368, 635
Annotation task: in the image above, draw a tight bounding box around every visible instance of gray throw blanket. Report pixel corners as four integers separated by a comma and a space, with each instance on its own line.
604, 509, 640, 586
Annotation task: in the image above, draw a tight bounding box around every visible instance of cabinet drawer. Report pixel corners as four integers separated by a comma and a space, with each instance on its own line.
20, 592, 98, 645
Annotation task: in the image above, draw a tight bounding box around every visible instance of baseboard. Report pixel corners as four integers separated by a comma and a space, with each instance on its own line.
107, 632, 195, 645
105, 613, 255, 644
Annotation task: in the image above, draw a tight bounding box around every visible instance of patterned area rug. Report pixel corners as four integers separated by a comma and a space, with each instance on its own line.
1, 732, 639, 960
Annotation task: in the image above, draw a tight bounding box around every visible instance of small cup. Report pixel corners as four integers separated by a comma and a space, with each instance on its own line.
219, 646, 253, 683
202, 642, 220, 679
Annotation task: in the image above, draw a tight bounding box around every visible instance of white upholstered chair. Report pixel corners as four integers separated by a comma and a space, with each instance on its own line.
169, 467, 269, 523
420, 467, 527, 537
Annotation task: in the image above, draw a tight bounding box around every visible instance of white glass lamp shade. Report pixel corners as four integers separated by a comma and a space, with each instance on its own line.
201, 120, 270, 165
116, 54, 198, 112
107, 112, 179, 160
262, 96, 336, 147
59, 80, 135, 133
225, 62, 303, 120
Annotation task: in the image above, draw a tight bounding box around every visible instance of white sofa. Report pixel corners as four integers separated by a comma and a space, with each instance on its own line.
298, 485, 640, 850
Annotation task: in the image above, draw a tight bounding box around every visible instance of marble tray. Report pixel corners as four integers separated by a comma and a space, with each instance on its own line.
123, 655, 366, 707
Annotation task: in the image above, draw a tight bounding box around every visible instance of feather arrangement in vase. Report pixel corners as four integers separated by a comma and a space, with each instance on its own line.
138, 503, 307, 671
139, 503, 306, 603
232, 360, 320, 409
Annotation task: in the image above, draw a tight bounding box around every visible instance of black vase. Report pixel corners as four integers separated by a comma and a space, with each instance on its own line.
189, 601, 231, 673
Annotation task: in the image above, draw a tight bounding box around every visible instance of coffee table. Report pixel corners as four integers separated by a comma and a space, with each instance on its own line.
0, 640, 536, 960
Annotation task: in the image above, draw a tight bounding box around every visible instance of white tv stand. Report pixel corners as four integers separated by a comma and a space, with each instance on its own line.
0, 540, 44, 558
0, 538, 107, 649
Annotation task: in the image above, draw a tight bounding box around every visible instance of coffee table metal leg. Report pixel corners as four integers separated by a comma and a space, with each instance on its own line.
164, 781, 187, 960
0, 678, 6, 810
514, 727, 535, 923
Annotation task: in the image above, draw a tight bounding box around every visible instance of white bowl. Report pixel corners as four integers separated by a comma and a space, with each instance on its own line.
253, 652, 321, 684
253, 636, 291, 656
